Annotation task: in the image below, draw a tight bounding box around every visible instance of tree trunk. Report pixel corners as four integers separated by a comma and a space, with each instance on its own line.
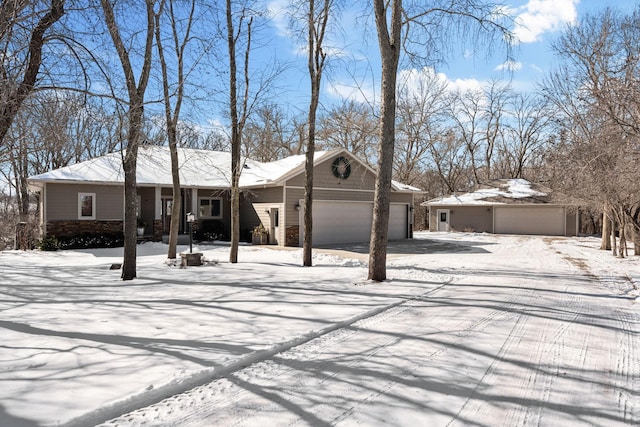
600, 206, 611, 250
369, 0, 401, 282
18, 142, 30, 221
619, 220, 627, 258
168, 144, 181, 259
302, 132, 315, 266
610, 218, 618, 257
227, 0, 240, 264
101, 0, 155, 280
121, 123, 139, 280
154, 1, 193, 259
303, 0, 330, 267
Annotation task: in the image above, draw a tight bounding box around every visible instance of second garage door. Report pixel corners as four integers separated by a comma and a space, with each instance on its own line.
306, 201, 408, 246
494, 206, 565, 236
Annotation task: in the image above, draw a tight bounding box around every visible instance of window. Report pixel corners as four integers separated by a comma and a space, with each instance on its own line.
440, 212, 447, 222
78, 193, 96, 220
198, 198, 222, 218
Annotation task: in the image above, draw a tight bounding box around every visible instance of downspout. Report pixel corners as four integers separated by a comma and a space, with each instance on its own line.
491, 205, 495, 233
282, 184, 286, 246
42, 182, 47, 237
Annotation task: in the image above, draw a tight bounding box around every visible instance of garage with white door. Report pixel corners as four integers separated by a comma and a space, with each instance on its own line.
303, 201, 409, 246
494, 206, 566, 236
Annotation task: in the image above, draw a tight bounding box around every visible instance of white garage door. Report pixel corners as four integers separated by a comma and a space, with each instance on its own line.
305, 201, 408, 246
388, 203, 409, 240
494, 206, 565, 236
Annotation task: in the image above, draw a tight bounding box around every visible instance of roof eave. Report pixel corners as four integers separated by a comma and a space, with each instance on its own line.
271, 149, 341, 185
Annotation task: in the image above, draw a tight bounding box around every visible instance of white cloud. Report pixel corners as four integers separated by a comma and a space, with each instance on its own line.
399, 67, 484, 94
495, 60, 523, 71
512, 0, 579, 43
267, 0, 349, 61
327, 67, 489, 105
326, 81, 377, 104
447, 77, 485, 93
529, 64, 544, 74
267, 0, 290, 38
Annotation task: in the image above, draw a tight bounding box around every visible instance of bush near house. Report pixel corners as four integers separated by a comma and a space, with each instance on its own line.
38, 233, 125, 251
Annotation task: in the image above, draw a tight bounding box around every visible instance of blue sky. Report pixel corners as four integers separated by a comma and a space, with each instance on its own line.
251, 0, 637, 112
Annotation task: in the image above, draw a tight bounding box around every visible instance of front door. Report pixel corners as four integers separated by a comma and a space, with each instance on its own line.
437, 209, 450, 232
162, 198, 172, 233
269, 208, 279, 245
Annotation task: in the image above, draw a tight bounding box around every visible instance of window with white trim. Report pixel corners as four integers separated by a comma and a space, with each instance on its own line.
78, 193, 96, 220
198, 197, 222, 218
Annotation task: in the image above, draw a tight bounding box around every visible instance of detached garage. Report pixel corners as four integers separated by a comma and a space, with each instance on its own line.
494, 206, 566, 235
423, 179, 578, 237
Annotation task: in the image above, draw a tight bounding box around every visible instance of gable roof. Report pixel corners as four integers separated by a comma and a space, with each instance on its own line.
262, 148, 422, 192
27, 146, 319, 188
423, 179, 558, 206
28, 146, 421, 192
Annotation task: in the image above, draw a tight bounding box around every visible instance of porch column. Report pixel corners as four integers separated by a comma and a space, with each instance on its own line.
191, 188, 198, 217
155, 187, 162, 220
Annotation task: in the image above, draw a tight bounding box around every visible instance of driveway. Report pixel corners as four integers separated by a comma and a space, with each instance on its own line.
315, 231, 497, 260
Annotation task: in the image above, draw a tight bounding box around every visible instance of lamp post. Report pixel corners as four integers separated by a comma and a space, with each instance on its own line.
186, 212, 195, 253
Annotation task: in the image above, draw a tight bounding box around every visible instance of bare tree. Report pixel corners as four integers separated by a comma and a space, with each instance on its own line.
480, 79, 510, 180
368, 0, 511, 281
447, 88, 484, 185
394, 68, 448, 185
302, 0, 333, 267
368, 0, 402, 281
544, 6, 640, 256
318, 99, 377, 166
0, 0, 65, 149
155, 0, 197, 259
100, 0, 156, 280
1, 92, 120, 223
427, 129, 470, 194
225, 0, 254, 264
243, 103, 301, 161
498, 92, 550, 179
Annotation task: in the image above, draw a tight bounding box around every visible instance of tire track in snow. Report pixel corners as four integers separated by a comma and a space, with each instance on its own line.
548, 238, 640, 424
279, 273, 537, 426
449, 239, 585, 426
285, 283, 534, 426
537, 238, 639, 426
97, 270, 532, 427
517, 248, 586, 427
92, 280, 454, 427
94, 236, 638, 427
446, 301, 530, 427
614, 310, 638, 424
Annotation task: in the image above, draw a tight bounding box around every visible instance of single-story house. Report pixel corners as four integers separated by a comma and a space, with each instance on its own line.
27, 146, 422, 247
422, 179, 578, 237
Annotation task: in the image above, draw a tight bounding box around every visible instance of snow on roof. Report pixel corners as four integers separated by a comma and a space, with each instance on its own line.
424, 179, 549, 206
28, 146, 420, 192
392, 180, 422, 192
28, 146, 321, 188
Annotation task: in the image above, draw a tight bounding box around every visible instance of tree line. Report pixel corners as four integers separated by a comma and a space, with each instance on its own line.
1, 2, 637, 276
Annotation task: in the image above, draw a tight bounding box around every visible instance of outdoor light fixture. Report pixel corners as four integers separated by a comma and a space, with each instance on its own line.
186, 212, 195, 253
295, 204, 301, 211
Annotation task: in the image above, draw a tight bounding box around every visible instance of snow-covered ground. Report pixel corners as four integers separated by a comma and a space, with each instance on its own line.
0, 232, 638, 427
